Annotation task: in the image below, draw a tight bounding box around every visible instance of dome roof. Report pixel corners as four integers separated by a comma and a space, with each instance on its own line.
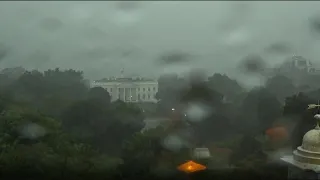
302, 128, 320, 152
293, 113, 320, 165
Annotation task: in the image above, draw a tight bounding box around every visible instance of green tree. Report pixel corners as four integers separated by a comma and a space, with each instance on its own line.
156, 74, 186, 115
239, 88, 282, 134
207, 73, 244, 101
7, 68, 89, 117
87, 87, 111, 105
61, 99, 144, 155
265, 75, 296, 102
180, 81, 223, 106
284, 93, 317, 150
0, 95, 119, 175
229, 135, 267, 168
121, 127, 189, 176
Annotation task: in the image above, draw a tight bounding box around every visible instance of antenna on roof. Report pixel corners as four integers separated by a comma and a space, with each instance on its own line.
308, 100, 320, 129
120, 68, 124, 78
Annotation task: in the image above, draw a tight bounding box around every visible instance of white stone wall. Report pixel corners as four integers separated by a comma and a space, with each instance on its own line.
90, 80, 158, 103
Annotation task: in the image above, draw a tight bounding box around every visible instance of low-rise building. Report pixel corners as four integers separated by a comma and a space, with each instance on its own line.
0, 66, 26, 79
263, 55, 320, 77
91, 76, 158, 103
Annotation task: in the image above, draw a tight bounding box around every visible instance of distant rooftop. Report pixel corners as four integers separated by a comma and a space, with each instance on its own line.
0, 66, 26, 74
0, 67, 26, 79
94, 77, 156, 83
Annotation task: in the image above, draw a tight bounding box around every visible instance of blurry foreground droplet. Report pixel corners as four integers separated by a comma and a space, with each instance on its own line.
157, 52, 191, 65
20, 123, 46, 140
112, 11, 142, 26
187, 68, 207, 85
38, 17, 63, 32
0, 44, 10, 62
309, 15, 320, 34
238, 54, 266, 74
265, 126, 289, 142
185, 103, 210, 122
163, 134, 183, 152
115, 1, 140, 11
161, 64, 192, 76
265, 42, 291, 54
224, 27, 251, 47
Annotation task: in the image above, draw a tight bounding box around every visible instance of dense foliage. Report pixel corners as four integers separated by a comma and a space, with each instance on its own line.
0, 66, 319, 178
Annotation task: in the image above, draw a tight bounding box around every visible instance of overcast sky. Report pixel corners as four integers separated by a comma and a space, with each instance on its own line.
1, 1, 320, 81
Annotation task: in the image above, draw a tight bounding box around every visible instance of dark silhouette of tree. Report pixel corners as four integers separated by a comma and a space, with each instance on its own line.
265, 75, 296, 102
156, 74, 187, 115
180, 81, 223, 106
239, 88, 282, 134
61, 99, 144, 155
229, 135, 266, 167
87, 87, 111, 106
207, 73, 244, 101
7, 68, 88, 117
284, 93, 317, 150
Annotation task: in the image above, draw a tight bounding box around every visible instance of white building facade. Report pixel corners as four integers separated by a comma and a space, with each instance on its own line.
263, 55, 320, 77
90, 77, 158, 103
278, 55, 320, 74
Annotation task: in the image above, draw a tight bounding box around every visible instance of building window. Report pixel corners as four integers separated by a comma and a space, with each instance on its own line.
143, 88, 145, 92
138, 94, 140, 100
297, 60, 307, 67
309, 68, 315, 73
148, 94, 150, 99
148, 88, 150, 91
142, 94, 145, 99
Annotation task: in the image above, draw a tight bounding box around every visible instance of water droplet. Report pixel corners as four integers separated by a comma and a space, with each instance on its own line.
163, 134, 183, 152
185, 103, 211, 122
20, 123, 46, 140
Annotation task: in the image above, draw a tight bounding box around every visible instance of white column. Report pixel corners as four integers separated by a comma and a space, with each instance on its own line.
129, 88, 132, 102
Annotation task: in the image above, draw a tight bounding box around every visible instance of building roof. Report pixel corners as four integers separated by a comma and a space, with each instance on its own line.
282, 113, 320, 170
94, 77, 157, 83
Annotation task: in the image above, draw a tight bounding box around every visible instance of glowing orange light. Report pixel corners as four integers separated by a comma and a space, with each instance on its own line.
177, 160, 207, 173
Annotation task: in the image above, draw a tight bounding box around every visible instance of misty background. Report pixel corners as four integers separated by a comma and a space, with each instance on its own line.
1, 1, 320, 83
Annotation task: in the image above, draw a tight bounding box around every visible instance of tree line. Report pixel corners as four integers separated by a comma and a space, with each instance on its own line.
0, 67, 319, 177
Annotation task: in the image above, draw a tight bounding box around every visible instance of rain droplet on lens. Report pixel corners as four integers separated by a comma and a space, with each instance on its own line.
84, 28, 108, 40
309, 15, 320, 34
115, 1, 140, 12
162, 134, 183, 152
265, 42, 291, 54
0, 44, 10, 62
20, 123, 46, 140
39, 17, 63, 32
187, 68, 206, 85
157, 51, 191, 65
238, 54, 266, 74
82, 47, 110, 59
185, 102, 210, 122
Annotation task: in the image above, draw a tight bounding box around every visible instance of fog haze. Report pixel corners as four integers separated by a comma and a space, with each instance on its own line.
0, 1, 320, 80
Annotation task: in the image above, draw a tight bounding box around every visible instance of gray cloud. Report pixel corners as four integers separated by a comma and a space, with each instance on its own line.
0, 1, 320, 80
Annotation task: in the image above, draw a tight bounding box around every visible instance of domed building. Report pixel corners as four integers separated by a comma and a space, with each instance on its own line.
281, 114, 320, 179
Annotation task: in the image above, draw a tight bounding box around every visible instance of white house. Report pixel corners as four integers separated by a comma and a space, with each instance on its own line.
90, 76, 158, 103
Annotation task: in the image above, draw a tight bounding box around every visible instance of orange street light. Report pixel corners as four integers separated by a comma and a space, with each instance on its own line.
177, 160, 207, 174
